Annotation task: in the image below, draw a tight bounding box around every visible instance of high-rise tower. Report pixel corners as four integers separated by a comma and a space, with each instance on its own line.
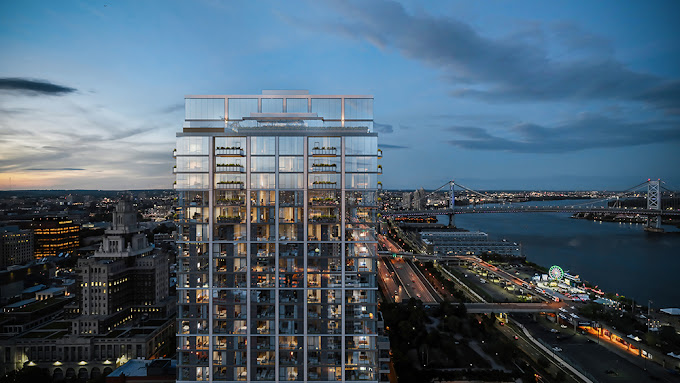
175, 91, 380, 382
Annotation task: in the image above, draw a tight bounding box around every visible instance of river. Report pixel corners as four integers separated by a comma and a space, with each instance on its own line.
437, 199, 680, 308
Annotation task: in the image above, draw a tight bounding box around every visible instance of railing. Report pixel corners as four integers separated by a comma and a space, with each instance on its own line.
311, 164, 338, 172
215, 148, 244, 156
311, 147, 337, 156
312, 182, 338, 189
216, 182, 245, 189
216, 164, 245, 172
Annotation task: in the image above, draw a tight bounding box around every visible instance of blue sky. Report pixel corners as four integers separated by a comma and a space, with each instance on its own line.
0, 0, 678, 190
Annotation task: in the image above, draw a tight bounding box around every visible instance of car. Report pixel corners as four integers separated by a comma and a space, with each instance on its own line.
560, 325, 568, 328
550, 329, 559, 333
552, 347, 562, 352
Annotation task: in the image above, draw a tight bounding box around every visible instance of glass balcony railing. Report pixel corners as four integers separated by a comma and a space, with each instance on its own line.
215, 147, 245, 156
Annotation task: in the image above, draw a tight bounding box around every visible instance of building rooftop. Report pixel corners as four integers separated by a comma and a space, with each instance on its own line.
22, 284, 47, 294
107, 358, 176, 377
5, 298, 36, 309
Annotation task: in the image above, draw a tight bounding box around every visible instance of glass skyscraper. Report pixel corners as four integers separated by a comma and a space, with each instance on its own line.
175, 91, 380, 382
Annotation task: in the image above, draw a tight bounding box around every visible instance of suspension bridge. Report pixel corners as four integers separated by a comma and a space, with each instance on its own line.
382, 179, 679, 232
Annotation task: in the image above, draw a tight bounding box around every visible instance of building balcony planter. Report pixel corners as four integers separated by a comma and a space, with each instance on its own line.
311, 147, 337, 156
216, 164, 245, 172
309, 216, 338, 223
312, 181, 338, 189
215, 147, 244, 156
309, 198, 338, 206
216, 181, 244, 189
311, 163, 338, 172
216, 198, 244, 206
216, 216, 241, 223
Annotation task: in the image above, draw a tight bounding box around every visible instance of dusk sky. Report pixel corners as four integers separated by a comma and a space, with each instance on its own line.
1, 0, 679, 191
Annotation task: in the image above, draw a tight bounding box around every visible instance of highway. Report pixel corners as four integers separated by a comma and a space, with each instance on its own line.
378, 258, 408, 303
389, 258, 437, 304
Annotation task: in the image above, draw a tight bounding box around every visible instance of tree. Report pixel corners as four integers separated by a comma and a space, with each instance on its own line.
0, 367, 51, 383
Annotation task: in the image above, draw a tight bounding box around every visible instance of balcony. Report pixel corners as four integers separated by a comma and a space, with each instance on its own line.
311, 163, 338, 173
311, 181, 338, 190
311, 147, 337, 156
309, 197, 339, 207
215, 198, 245, 206
216, 164, 245, 173
216, 181, 245, 189
216, 147, 244, 156
216, 216, 241, 223
309, 215, 338, 224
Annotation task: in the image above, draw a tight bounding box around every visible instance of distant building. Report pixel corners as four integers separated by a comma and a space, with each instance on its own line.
421, 230, 522, 257
0, 201, 174, 381
31, 217, 80, 259
401, 192, 412, 209
0, 226, 34, 268
73, 200, 171, 335
412, 187, 426, 210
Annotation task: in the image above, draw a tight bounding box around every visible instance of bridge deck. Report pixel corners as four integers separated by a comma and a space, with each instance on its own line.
464, 302, 563, 313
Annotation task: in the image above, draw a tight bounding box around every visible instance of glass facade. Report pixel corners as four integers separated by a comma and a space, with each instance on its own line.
176, 92, 379, 382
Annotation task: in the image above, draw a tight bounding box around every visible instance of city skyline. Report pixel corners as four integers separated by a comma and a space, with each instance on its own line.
1, 0, 679, 191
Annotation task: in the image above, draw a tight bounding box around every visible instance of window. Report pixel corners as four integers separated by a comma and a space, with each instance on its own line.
251, 157, 276, 172
279, 137, 303, 155
279, 174, 303, 189
279, 157, 304, 172
251, 137, 276, 155
176, 156, 209, 172
344, 98, 373, 120
345, 157, 376, 172
311, 98, 341, 120
176, 174, 209, 189
261, 98, 283, 113
286, 98, 308, 113
228, 98, 258, 120
345, 136, 377, 155
251, 174, 276, 189
177, 137, 209, 155
185, 98, 224, 120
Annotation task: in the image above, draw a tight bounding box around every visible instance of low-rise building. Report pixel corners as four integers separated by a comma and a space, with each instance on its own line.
421, 230, 522, 257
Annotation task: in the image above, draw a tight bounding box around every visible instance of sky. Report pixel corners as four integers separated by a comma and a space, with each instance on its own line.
0, 0, 679, 191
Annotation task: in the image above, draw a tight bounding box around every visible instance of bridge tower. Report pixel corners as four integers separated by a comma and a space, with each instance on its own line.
448, 181, 455, 227
646, 179, 662, 231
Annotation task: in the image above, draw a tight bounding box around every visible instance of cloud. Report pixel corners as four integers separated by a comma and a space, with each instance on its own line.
447, 114, 680, 153
0, 78, 76, 96
161, 103, 185, 114
25, 168, 85, 171
320, 0, 679, 112
373, 122, 394, 134
379, 143, 409, 149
